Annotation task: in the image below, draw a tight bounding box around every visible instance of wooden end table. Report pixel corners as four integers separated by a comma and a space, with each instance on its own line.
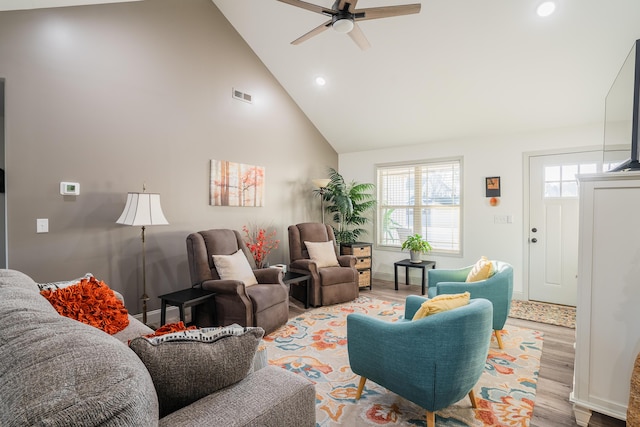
158, 287, 216, 326
393, 259, 436, 295
283, 271, 311, 308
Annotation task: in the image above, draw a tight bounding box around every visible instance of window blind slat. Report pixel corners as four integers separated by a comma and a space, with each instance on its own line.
377, 160, 461, 253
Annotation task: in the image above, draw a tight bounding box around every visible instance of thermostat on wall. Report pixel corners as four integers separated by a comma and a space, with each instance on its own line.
60, 182, 80, 195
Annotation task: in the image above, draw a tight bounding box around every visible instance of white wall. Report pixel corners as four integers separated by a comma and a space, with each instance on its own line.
339, 122, 604, 300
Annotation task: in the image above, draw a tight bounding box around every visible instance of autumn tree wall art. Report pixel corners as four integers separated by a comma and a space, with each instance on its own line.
210, 159, 265, 207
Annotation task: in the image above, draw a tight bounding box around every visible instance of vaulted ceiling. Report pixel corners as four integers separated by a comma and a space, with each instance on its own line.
3, 0, 640, 154
213, 0, 640, 153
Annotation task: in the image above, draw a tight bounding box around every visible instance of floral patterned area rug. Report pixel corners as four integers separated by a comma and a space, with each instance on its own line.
508, 300, 576, 329
263, 296, 543, 426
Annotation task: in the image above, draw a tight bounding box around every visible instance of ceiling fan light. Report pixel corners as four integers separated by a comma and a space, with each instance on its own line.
537, 1, 556, 17
333, 18, 354, 34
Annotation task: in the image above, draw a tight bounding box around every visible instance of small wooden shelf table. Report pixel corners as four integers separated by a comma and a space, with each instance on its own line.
283, 271, 311, 308
393, 259, 436, 295
158, 288, 216, 326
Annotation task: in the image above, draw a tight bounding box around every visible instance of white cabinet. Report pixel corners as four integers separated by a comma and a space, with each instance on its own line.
571, 172, 640, 425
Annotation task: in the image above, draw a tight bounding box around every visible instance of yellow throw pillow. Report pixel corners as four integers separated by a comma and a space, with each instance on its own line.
412, 292, 470, 320
466, 256, 494, 282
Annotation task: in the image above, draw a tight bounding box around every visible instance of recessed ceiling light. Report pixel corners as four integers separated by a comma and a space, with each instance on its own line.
315, 76, 326, 86
537, 1, 556, 17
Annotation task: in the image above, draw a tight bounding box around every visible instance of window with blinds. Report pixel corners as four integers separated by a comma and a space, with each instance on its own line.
376, 158, 461, 254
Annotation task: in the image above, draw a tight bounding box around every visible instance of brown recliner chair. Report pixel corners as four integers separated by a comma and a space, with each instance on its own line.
186, 229, 289, 335
288, 223, 359, 307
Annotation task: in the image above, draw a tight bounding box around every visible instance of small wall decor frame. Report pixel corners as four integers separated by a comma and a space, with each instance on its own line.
485, 176, 501, 197
210, 159, 265, 207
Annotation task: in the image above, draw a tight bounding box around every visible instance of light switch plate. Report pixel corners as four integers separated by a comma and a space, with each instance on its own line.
37, 218, 49, 233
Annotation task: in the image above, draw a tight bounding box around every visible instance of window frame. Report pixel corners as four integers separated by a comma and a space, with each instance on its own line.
374, 156, 463, 256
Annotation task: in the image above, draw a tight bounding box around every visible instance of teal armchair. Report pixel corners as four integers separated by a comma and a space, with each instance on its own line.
347, 296, 493, 427
427, 261, 513, 348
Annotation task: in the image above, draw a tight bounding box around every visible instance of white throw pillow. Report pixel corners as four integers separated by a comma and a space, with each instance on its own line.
305, 240, 340, 268
212, 249, 258, 287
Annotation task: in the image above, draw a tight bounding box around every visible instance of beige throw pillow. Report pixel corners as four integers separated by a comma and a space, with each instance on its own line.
305, 240, 340, 268
212, 249, 258, 286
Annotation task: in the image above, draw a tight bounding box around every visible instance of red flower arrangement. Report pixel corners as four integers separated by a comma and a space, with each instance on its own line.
242, 224, 280, 269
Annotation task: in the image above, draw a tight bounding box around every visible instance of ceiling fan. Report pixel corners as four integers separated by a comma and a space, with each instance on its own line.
277, 0, 421, 50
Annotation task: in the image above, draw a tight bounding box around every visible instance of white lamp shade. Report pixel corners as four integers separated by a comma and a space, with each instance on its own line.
116, 193, 169, 226
312, 178, 331, 189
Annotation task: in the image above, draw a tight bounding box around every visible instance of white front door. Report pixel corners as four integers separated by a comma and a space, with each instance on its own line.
528, 151, 603, 306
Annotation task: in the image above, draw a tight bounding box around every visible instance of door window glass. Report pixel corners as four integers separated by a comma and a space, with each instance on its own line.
544, 163, 598, 198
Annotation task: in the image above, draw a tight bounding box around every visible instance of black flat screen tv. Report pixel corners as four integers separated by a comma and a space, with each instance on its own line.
604, 39, 640, 171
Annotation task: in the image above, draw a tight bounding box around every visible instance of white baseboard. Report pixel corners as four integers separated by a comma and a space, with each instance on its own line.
375, 271, 424, 283
373, 272, 526, 301
135, 282, 526, 326
131, 306, 191, 327
511, 290, 525, 301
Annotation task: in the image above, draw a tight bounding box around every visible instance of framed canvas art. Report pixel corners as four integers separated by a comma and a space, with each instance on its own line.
210, 159, 264, 207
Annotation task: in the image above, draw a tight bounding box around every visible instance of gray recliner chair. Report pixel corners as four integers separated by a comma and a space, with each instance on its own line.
186, 229, 289, 334
288, 222, 358, 307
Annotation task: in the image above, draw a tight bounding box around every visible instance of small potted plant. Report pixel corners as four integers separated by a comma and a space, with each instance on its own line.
401, 234, 432, 263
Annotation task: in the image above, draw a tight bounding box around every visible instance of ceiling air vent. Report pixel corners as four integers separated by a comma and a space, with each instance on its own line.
232, 88, 252, 104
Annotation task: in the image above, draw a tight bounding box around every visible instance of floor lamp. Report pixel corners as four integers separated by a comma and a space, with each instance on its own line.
116, 190, 168, 325
312, 178, 331, 224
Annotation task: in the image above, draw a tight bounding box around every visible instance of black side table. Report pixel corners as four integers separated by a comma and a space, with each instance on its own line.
158, 288, 216, 326
283, 271, 311, 308
393, 259, 436, 295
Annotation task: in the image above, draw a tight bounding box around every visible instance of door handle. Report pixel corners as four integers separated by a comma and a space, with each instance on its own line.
531, 238, 538, 243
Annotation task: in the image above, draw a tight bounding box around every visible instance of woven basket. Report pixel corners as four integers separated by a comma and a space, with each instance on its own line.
628, 352, 640, 426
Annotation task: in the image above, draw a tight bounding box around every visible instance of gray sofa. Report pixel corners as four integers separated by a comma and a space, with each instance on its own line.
0, 269, 315, 427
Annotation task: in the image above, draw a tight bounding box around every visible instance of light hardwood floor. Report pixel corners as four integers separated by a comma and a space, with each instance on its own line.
288, 278, 626, 427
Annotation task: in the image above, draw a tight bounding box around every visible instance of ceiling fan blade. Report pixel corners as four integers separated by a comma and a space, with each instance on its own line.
277, 0, 335, 16
348, 22, 371, 50
291, 20, 332, 45
354, 4, 421, 21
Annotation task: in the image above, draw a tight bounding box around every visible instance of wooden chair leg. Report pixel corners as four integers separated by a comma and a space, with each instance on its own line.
426, 411, 435, 427
356, 376, 367, 400
494, 329, 504, 349
468, 389, 478, 408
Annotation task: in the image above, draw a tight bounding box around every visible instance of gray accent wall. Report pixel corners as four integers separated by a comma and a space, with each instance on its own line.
0, 80, 5, 268
0, 0, 336, 313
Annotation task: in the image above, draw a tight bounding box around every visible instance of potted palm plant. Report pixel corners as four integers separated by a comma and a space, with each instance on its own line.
315, 168, 376, 245
401, 234, 432, 263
